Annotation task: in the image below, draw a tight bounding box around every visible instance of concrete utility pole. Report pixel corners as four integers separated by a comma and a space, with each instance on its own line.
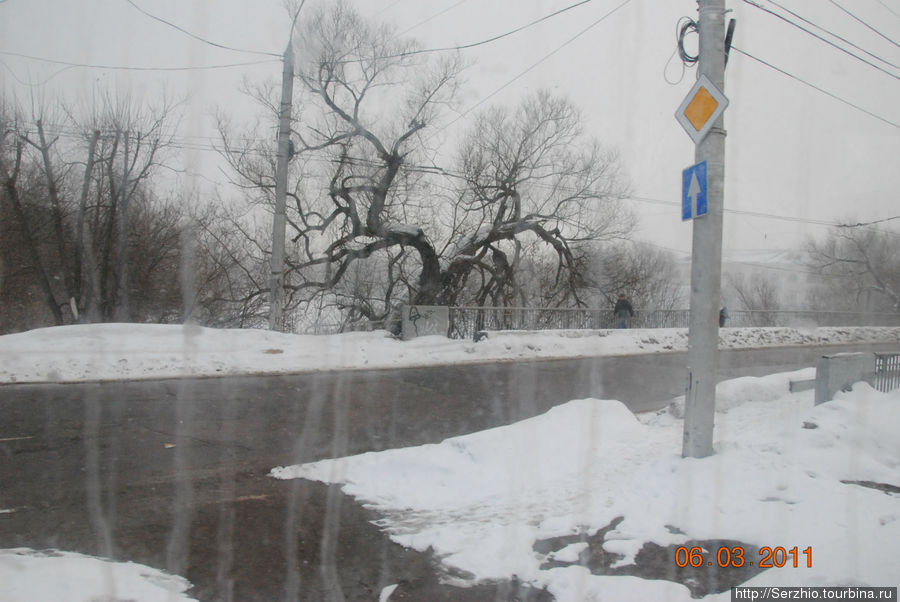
269, 43, 295, 331
682, 0, 728, 458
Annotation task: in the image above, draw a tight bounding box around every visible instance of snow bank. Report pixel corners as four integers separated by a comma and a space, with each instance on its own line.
272, 372, 900, 601
0, 323, 897, 384
0, 548, 196, 602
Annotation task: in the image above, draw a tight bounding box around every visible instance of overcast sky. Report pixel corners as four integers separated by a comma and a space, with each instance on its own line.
2, 0, 898, 256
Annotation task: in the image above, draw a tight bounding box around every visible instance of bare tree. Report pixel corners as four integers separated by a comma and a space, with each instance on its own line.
0, 92, 227, 333
218, 2, 462, 327
191, 202, 276, 328
586, 242, 684, 312
218, 4, 632, 331
725, 272, 780, 326
1, 103, 66, 327
805, 223, 900, 313
442, 91, 633, 308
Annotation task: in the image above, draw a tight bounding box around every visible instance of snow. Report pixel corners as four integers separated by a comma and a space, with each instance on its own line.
0, 322, 897, 384
1, 323, 898, 600
272, 377, 900, 600
0, 548, 196, 602
385, 223, 425, 238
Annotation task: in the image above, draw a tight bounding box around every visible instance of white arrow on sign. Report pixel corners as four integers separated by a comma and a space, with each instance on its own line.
681, 161, 707, 221
687, 170, 701, 218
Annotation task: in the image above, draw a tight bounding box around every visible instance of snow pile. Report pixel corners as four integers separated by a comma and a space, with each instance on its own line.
662, 367, 816, 416
0, 548, 196, 602
272, 374, 900, 601
0, 323, 897, 384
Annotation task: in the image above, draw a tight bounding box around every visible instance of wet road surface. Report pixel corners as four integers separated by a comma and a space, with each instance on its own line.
0, 342, 895, 600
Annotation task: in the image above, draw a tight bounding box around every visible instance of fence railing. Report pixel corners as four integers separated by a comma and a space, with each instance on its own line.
447, 306, 900, 340
725, 310, 900, 328
448, 307, 691, 339
874, 353, 900, 393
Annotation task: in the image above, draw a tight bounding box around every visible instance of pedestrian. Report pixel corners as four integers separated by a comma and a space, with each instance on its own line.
614, 293, 635, 329
719, 306, 729, 327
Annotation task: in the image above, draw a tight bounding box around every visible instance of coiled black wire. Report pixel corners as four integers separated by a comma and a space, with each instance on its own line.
677, 17, 700, 65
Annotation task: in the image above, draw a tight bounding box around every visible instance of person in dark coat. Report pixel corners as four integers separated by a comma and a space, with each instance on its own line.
719, 306, 729, 327
614, 293, 635, 329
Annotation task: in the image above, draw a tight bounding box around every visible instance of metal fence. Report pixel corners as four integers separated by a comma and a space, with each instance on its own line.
301, 320, 388, 335
448, 307, 692, 339
874, 353, 900, 393
447, 306, 900, 340
725, 310, 900, 328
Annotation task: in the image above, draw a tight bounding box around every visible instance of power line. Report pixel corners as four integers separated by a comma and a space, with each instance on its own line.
418, 0, 596, 54
764, 0, 900, 71
381, 0, 407, 14
397, 0, 468, 36
0, 50, 280, 72
723, 207, 838, 226
837, 215, 900, 227
123, 0, 281, 58
336, 0, 599, 63
827, 0, 900, 49
874, 0, 900, 21
0, 59, 75, 87
19, 122, 896, 233
730, 45, 900, 130
639, 240, 852, 278
628, 194, 850, 227
740, 0, 900, 80
429, 0, 632, 139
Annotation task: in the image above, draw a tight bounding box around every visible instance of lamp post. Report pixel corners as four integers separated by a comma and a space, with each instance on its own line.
269, 3, 304, 331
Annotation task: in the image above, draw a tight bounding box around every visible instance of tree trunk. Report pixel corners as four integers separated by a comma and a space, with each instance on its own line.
2, 142, 64, 325
35, 120, 77, 318
75, 130, 101, 322
114, 131, 131, 322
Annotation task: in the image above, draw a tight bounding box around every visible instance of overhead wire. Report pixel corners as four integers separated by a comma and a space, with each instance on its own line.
123, 0, 281, 58
381, 0, 407, 14
397, 0, 468, 36
740, 0, 900, 80
764, 0, 900, 71
729, 45, 900, 130
0, 59, 76, 87
827, 0, 900, 49
9, 3, 892, 238
29, 121, 883, 229
335, 0, 600, 63
15, 121, 895, 238
638, 241, 856, 278
627, 194, 859, 228
836, 215, 900, 227
428, 0, 632, 140
0, 50, 280, 72
874, 0, 900, 21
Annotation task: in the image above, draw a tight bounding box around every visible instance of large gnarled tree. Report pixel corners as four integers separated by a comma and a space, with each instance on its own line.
222, 2, 633, 329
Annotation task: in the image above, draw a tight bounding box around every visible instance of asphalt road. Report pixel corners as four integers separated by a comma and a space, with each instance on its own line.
0, 342, 896, 601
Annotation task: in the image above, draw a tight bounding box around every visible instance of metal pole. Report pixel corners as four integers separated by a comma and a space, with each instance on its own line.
269, 43, 295, 331
682, 0, 727, 458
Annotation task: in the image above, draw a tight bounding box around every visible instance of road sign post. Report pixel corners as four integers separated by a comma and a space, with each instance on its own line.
680, 0, 728, 459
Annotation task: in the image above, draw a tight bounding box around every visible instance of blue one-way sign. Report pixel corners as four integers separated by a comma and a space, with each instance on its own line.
682, 161, 708, 221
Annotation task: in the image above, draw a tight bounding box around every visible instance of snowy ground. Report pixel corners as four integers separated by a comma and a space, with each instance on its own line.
1, 324, 898, 600
273, 373, 900, 601
0, 322, 898, 384
0, 548, 196, 602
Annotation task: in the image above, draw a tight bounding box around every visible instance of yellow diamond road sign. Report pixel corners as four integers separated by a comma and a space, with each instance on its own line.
676, 74, 729, 145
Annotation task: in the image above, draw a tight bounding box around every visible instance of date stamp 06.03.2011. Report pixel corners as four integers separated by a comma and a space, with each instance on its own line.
674, 546, 812, 569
